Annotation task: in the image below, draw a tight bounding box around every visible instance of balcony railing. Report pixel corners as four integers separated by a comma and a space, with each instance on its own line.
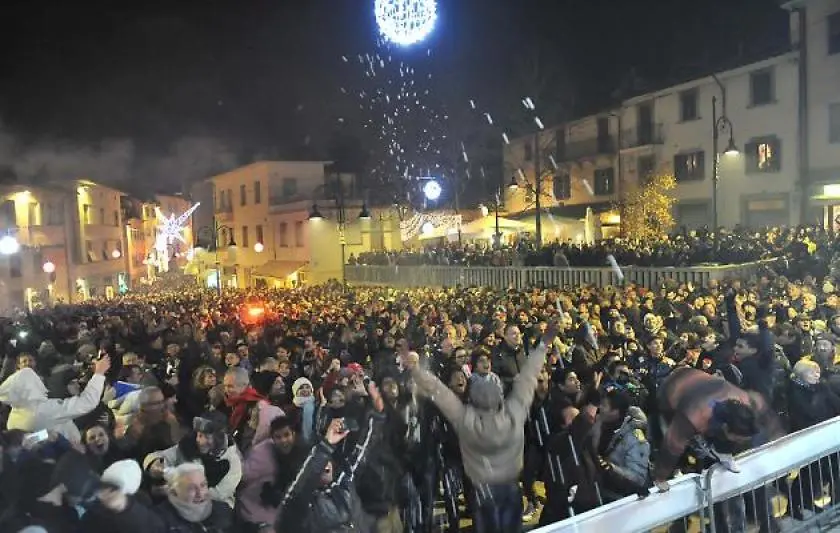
555, 136, 617, 162
345, 260, 777, 290
620, 123, 664, 149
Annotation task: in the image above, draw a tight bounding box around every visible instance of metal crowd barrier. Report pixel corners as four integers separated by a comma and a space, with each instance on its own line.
345, 259, 779, 289
532, 414, 840, 533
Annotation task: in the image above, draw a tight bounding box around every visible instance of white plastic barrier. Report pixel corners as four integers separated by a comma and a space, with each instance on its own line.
531, 415, 840, 533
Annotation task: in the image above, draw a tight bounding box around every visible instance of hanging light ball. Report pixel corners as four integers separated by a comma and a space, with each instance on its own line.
423, 180, 442, 201
375, 0, 437, 46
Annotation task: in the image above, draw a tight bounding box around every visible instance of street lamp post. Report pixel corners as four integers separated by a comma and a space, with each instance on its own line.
309, 175, 369, 287
711, 75, 738, 251
508, 172, 544, 247
195, 220, 235, 296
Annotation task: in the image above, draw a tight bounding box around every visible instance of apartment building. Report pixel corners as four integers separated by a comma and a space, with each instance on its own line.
71, 180, 129, 299
621, 53, 800, 228
202, 161, 331, 288
199, 161, 401, 287
504, 0, 840, 231
0, 185, 74, 309
784, 0, 840, 227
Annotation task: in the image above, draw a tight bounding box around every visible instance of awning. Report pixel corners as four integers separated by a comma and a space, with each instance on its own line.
507, 201, 614, 220
251, 260, 307, 279
460, 216, 530, 235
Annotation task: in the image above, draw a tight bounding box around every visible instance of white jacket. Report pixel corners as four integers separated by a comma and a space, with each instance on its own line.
0, 367, 105, 443
145, 440, 242, 508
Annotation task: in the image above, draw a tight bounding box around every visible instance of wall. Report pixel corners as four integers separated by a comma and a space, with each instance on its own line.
801, 0, 840, 186
619, 53, 800, 228
502, 116, 622, 215
70, 181, 128, 300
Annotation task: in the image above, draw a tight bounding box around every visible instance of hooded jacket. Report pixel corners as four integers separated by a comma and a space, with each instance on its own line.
0, 367, 105, 443
601, 406, 650, 499
237, 438, 280, 528
411, 341, 548, 485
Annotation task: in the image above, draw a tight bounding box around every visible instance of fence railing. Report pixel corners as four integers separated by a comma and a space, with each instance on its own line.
345, 259, 778, 289
533, 414, 840, 533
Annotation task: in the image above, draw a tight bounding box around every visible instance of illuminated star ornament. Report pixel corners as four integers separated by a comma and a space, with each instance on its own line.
375, 0, 437, 46
154, 203, 200, 271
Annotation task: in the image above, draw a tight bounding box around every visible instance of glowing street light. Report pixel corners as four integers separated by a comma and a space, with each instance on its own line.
423, 180, 442, 201
42, 261, 55, 274
112, 249, 122, 259
0, 235, 20, 255
724, 138, 740, 156
254, 242, 265, 253
421, 221, 434, 235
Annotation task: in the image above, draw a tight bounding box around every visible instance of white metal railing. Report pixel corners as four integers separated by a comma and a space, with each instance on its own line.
532, 414, 840, 533
345, 259, 778, 289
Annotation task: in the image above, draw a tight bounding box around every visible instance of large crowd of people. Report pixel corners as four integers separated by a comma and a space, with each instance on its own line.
0, 228, 839, 532
352, 226, 824, 269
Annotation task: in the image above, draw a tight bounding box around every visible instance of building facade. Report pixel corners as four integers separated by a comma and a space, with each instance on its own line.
504, 0, 840, 232
197, 161, 401, 288
784, 0, 840, 226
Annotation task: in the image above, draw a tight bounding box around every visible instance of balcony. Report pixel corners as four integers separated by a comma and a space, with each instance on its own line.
555, 136, 617, 163
15, 225, 68, 248
620, 123, 664, 150
215, 204, 233, 222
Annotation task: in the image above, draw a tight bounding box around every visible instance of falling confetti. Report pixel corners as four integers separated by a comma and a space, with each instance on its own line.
338, 35, 459, 193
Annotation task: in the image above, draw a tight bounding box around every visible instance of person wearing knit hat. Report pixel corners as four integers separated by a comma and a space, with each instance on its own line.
408, 325, 559, 533
290, 377, 317, 445
144, 410, 242, 508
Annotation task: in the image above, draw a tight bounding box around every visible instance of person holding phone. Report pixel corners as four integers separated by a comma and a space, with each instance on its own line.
273, 381, 386, 533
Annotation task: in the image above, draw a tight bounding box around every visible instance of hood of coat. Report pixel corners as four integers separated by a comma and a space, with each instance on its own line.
0, 367, 48, 406
468, 377, 503, 411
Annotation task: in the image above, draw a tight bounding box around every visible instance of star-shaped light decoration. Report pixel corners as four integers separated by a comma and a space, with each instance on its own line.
155, 203, 200, 254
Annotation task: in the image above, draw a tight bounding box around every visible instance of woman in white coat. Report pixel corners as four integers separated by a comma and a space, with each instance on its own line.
0, 356, 111, 443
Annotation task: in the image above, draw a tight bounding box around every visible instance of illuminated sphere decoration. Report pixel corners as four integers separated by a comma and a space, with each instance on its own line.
421, 221, 435, 235
112, 249, 122, 259
423, 180, 442, 201
374, 0, 437, 46
254, 242, 265, 253
42, 261, 56, 274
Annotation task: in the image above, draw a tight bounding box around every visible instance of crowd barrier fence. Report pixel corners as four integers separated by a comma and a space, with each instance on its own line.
345, 259, 779, 289
532, 414, 840, 533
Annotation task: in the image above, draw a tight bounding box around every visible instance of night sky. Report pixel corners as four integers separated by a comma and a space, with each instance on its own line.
0, 0, 789, 194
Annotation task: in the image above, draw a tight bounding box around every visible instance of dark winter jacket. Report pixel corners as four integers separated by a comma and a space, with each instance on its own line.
275, 410, 384, 533
106, 497, 233, 533
492, 341, 526, 393
788, 378, 840, 432
654, 367, 785, 481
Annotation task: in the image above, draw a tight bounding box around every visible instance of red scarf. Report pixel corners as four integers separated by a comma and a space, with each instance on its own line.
225, 386, 266, 430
